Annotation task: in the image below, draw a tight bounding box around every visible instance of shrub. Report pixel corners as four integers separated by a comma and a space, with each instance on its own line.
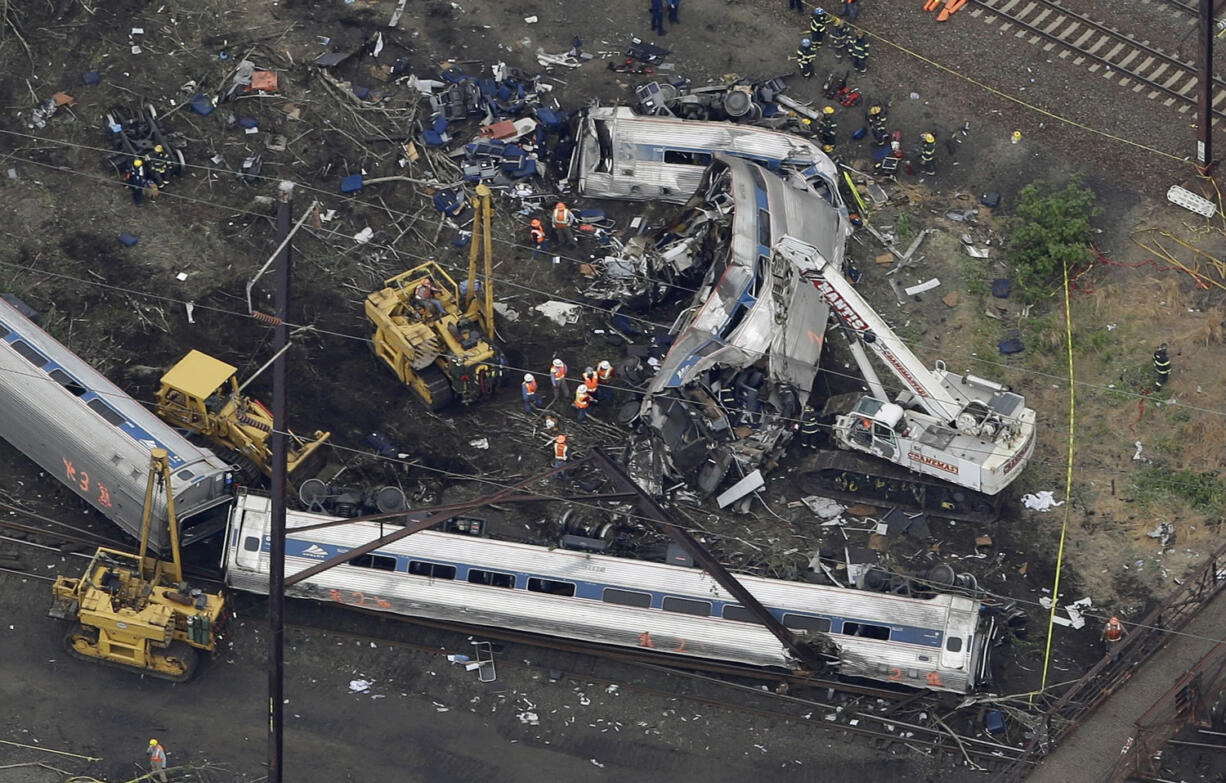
1007, 177, 1098, 295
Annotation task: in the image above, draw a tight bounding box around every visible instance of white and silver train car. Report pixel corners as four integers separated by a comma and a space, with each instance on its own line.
224, 491, 993, 693
568, 106, 843, 206
0, 297, 235, 553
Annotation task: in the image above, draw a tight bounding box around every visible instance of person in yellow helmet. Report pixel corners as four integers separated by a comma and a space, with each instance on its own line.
866, 103, 888, 147
124, 159, 148, 205
818, 106, 837, 150
148, 143, 171, 186
146, 739, 168, 782
919, 132, 936, 175
830, 17, 851, 60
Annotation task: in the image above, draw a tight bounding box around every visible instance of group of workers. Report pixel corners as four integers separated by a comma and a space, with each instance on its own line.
529, 201, 576, 257
122, 146, 175, 206
522, 357, 616, 479
649, 0, 682, 35
522, 357, 615, 419
796, 9, 870, 76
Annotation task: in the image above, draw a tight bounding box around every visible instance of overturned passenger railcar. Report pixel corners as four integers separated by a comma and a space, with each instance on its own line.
226, 490, 994, 693
0, 297, 235, 553
568, 105, 842, 204
629, 153, 851, 497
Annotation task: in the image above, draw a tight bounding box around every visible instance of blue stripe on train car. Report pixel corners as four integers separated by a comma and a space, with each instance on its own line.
279, 538, 944, 648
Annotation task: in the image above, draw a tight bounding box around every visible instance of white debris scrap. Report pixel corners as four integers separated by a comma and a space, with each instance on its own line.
533, 300, 581, 325
904, 278, 941, 296
800, 496, 846, 519
1147, 522, 1174, 547
348, 679, 373, 693
354, 226, 374, 244
1022, 491, 1064, 512
1132, 441, 1145, 461
469, 438, 489, 450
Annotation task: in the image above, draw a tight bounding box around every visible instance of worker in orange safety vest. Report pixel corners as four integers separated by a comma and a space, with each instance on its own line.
581, 365, 599, 392
146, 739, 168, 783
550, 358, 569, 404
553, 201, 575, 246
552, 434, 569, 478
595, 359, 614, 401
521, 373, 541, 414
573, 382, 594, 423
529, 218, 547, 257
1103, 616, 1125, 645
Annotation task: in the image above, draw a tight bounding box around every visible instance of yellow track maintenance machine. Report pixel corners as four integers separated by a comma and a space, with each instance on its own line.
48, 448, 226, 682
365, 183, 503, 410
155, 349, 331, 482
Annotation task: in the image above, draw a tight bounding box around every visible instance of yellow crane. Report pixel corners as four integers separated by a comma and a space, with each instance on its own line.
365, 184, 503, 409
49, 448, 226, 682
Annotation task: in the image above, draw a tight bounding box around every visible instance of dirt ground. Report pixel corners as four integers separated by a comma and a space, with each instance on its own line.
2, 0, 1226, 778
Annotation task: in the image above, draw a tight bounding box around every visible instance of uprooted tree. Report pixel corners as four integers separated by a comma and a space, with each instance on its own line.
1007, 176, 1099, 296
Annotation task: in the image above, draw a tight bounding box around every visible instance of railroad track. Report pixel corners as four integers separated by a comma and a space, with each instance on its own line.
272, 601, 1032, 772
967, 0, 1226, 120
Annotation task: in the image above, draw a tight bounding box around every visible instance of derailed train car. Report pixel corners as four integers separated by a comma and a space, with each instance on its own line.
568, 105, 841, 204
628, 153, 851, 497
225, 491, 995, 693
0, 297, 234, 553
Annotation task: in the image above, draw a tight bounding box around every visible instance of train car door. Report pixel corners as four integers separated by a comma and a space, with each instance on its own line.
940, 609, 975, 670
230, 501, 265, 571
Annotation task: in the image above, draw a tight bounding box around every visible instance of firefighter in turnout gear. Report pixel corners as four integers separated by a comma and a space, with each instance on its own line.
867, 104, 888, 147
810, 7, 829, 46
920, 132, 936, 175
1153, 343, 1171, 387
799, 406, 822, 449
849, 33, 869, 74
830, 17, 850, 59
796, 38, 817, 79
818, 105, 838, 151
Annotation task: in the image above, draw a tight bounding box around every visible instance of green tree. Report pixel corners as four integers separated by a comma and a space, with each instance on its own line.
1007, 177, 1098, 296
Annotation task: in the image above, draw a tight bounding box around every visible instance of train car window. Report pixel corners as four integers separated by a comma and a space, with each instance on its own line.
243, 536, 261, 552
527, 578, 576, 597
49, 369, 87, 396
0, 320, 9, 338
409, 561, 456, 580
945, 636, 963, 653
662, 596, 712, 617
86, 399, 126, 426
177, 469, 195, 480
783, 614, 832, 634
843, 622, 891, 641
721, 605, 758, 623
10, 339, 48, 367
602, 588, 651, 608
467, 568, 515, 588
351, 553, 397, 572
757, 209, 771, 248
662, 150, 712, 166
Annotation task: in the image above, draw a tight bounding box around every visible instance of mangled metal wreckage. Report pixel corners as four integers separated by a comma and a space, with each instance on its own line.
622, 152, 851, 498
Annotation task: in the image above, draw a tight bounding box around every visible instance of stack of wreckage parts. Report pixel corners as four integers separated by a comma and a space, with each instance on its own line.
104, 104, 187, 179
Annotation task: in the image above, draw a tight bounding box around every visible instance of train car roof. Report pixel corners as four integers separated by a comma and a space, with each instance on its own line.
0, 297, 221, 471
235, 493, 978, 629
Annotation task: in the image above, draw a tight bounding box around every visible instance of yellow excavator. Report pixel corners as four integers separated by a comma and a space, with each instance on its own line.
155, 350, 330, 482
48, 449, 226, 682
365, 183, 503, 410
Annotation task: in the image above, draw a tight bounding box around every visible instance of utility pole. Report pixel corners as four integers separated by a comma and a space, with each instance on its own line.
1196, 0, 1216, 174
267, 181, 294, 783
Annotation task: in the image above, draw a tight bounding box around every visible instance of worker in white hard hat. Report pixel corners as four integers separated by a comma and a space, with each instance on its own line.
521, 372, 541, 413
549, 358, 569, 405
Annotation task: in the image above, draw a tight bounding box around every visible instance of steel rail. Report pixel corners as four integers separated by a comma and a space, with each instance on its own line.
971, 0, 1226, 119
275, 609, 1028, 768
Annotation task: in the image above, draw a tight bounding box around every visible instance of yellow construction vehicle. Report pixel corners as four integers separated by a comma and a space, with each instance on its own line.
155, 350, 330, 482
48, 448, 226, 682
365, 183, 503, 410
